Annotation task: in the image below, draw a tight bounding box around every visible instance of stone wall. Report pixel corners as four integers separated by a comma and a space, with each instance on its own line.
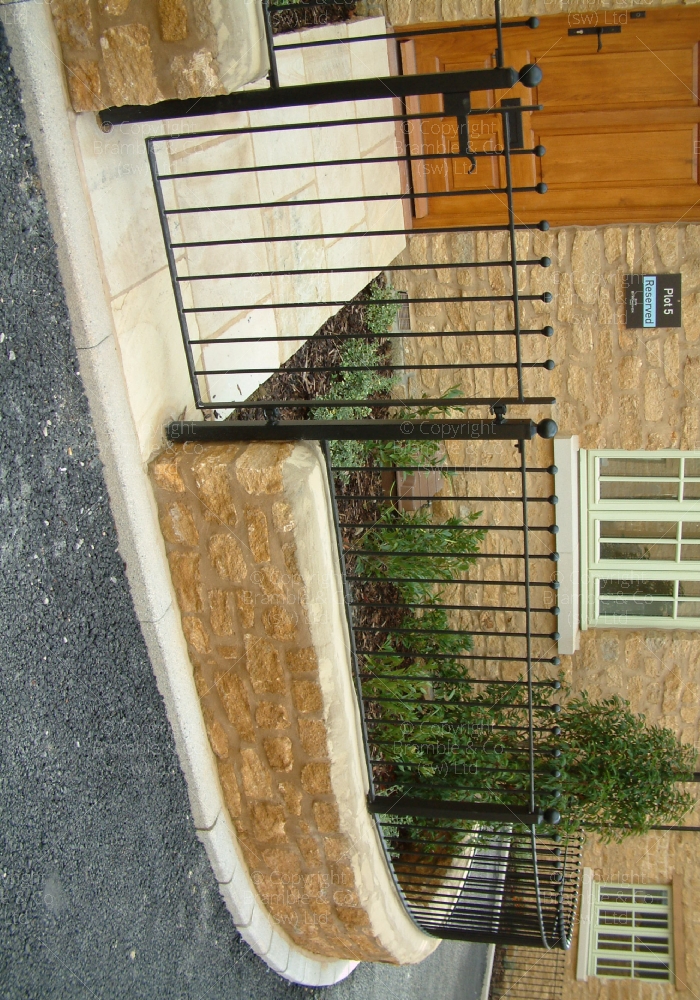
389, 222, 700, 994
49, 0, 267, 111
149, 439, 437, 964
391, 223, 700, 450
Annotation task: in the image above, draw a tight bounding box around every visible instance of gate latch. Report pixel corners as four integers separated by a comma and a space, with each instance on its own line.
443, 91, 476, 173
567, 24, 621, 51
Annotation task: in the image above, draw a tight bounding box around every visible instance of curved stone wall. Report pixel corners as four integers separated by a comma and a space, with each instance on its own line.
150, 439, 438, 965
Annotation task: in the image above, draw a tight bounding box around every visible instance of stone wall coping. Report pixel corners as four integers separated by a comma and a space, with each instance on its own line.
5, 6, 357, 985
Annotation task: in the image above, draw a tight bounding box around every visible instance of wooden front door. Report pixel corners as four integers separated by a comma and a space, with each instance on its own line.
403, 7, 700, 227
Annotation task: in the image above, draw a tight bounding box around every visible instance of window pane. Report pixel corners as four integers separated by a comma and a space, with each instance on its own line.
634, 963, 670, 981
680, 581, 700, 597
683, 482, 700, 500
681, 522, 700, 539
600, 458, 680, 478
685, 459, 700, 476
681, 545, 700, 561
600, 542, 677, 561
597, 959, 632, 977
600, 481, 678, 500
678, 602, 700, 617
600, 887, 633, 903
600, 580, 674, 597
634, 887, 668, 906
600, 521, 676, 540
599, 600, 673, 618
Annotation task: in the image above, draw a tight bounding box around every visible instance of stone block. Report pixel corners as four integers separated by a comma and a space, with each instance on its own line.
245, 506, 270, 563
209, 533, 247, 583
257, 565, 287, 600
217, 759, 242, 818
235, 443, 294, 495
262, 607, 298, 642
301, 762, 332, 795
287, 648, 318, 673
215, 671, 255, 742
203, 706, 229, 759
663, 332, 680, 388
645, 369, 666, 422
684, 292, 700, 343
182, 616, 210, 653
279, 782, 303, 816
240, 748, 274, 799
272, 502, 295, 534
571, 230, 601, 305
171, 49, 224, 100
263, 737, 294, 772
256, 702, 289, 730
292, 680, 323, 713
152, 451, 185, 493
603, 227, 623, 263
335, 905, 370, 930
298, 835, 322, 866
313, 801, 339, 833
282, 542, 302, 585
298, 719, 329, 758
169, 551, 203, 612
159, 0, 188, 42
618, 355, 642, 390
193, 446, 239, 527
160, 501, 199, 546
66, 60, 102, 113
656, 225, 678, 268
250, 802, 287, 843
99, 0, 131, 13
235, 589, 255, 628
50, 0, 93, 49
262, 847, 302, 878
245, 635, 286, 695
208, 589, 234, 636
100, 25, 164, 107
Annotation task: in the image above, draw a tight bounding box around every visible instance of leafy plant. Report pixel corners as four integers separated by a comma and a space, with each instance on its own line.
554, 693, 696, 840
365, 281, 399, 336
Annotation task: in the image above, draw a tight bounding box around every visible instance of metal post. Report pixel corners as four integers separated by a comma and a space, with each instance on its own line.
368, 796, 561, 826
166, 418, 558, 444
99, 66, 528, 127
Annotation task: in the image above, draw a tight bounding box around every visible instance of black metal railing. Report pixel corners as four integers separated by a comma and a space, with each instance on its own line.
489, 944, 566, 1000
116, 0, 582, 950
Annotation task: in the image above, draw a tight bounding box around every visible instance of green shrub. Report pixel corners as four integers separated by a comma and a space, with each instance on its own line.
365, 282, 399, 336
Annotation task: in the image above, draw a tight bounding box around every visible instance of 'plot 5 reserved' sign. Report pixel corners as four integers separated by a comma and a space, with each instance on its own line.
625, 274, 682, 328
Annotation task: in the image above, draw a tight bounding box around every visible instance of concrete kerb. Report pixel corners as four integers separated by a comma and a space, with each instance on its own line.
5, 5, 356, 986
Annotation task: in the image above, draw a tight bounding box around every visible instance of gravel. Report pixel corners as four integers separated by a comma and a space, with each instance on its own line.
0, 20, 488, 999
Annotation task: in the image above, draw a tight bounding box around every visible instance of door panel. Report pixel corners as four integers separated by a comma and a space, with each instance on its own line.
402, 7, 700, 226
539, 127, 698, 186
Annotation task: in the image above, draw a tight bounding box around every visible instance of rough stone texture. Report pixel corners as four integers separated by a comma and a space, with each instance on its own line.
159, 0, 188, 41
65, 59, 102, 112
393, 221, 700, 450
391, 217, 700, 993
49, 0, 264, 110
150, 441, 397, 961
100, 24, 163, 107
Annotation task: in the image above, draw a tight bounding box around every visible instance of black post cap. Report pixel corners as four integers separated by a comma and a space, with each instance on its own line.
519, 63, 543, 87
537, 418, 558, 439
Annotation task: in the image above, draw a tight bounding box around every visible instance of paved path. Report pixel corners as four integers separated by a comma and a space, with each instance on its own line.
0, 21, 488, 999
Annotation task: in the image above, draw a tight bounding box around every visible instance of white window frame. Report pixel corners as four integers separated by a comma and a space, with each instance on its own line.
588, 882, 673, 982
580, 449, 700, 630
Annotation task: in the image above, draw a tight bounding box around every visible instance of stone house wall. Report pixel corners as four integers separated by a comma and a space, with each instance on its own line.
389, 220, 700, 993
